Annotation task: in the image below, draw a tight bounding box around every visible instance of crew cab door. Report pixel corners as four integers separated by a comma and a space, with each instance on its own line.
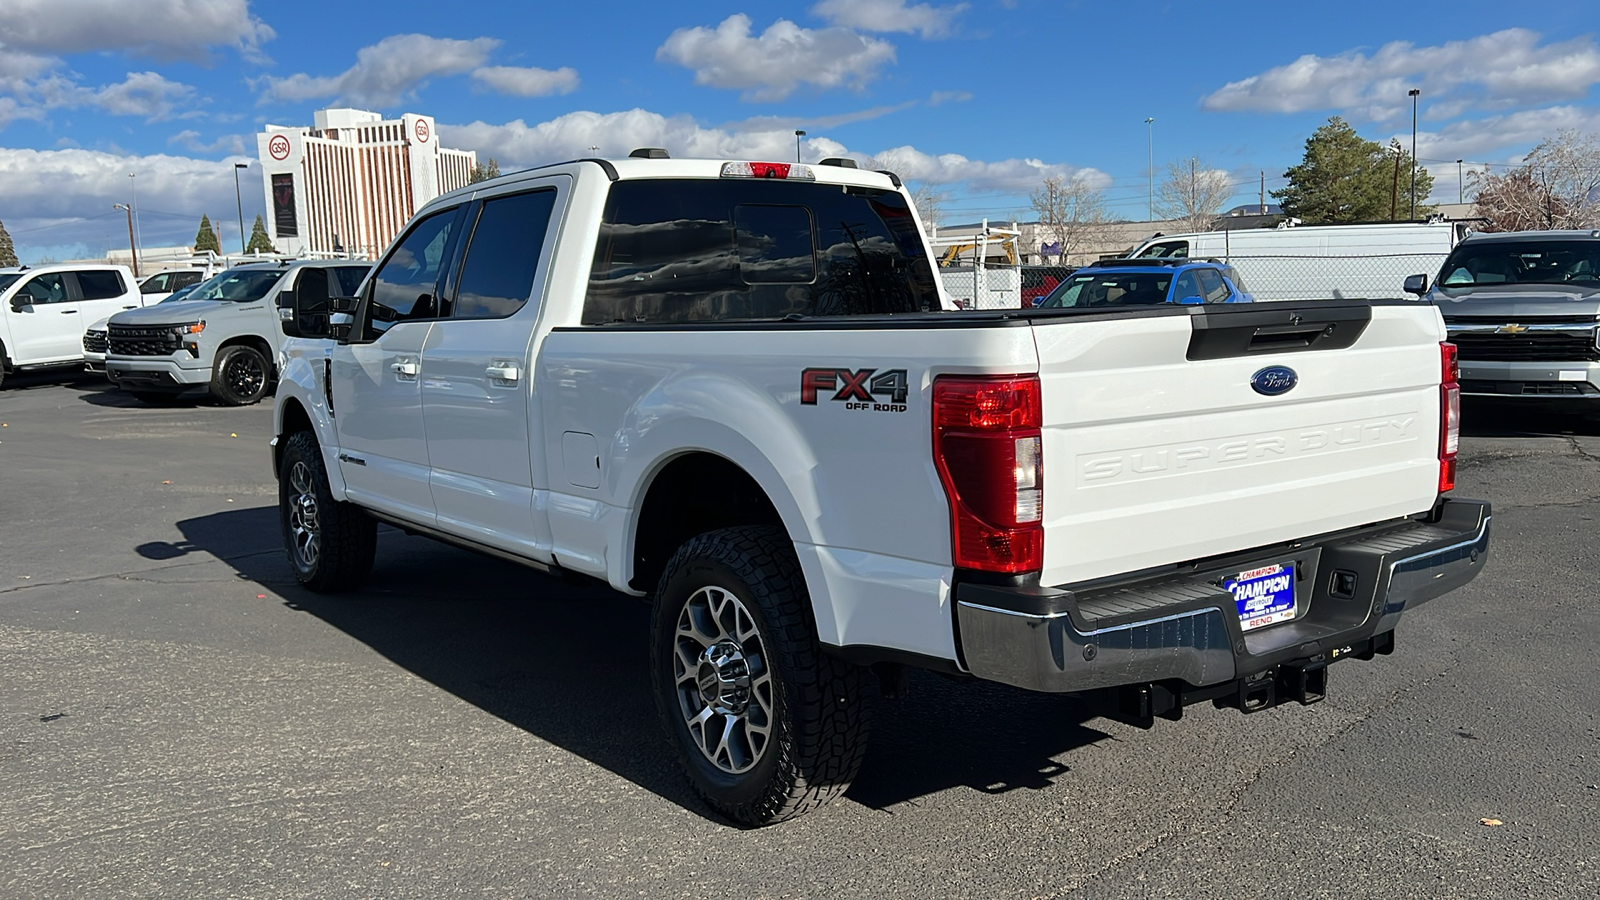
421, 179, 565, 558
72, 268, 140, 324
330, 206, 464, 525
6, 272, 80, 364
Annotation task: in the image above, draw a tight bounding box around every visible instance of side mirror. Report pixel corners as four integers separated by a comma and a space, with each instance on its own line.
329, 312, 355, 341
1403, 274, 1429, 296
10, 298, 28, 313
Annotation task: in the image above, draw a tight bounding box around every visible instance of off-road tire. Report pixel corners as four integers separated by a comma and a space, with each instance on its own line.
210, 344, 271, 406
651, 525, 871, 826
279, 430, 376, 592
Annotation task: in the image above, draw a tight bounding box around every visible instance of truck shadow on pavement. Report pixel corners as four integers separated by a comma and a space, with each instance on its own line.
153, 506, 1111, 823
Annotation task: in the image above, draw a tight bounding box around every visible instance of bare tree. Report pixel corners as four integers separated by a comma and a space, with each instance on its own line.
909, 183, 946, 231
1472, 130, 1600, 231
1155, 158, 1232, 233
1030, 174, 1111, 263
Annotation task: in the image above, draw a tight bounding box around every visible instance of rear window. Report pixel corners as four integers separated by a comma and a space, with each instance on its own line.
583, 179, 939, 324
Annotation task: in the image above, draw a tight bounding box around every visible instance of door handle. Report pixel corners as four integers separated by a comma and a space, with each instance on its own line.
391, 359, 419, 377
61, 310, 76, 314
485, 362, 520, 383
122, 305, 137, 309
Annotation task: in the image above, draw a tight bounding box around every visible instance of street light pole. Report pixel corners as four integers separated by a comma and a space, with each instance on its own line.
794, 129, 806, 163
127, 172, 142, 270
1408, 88, 1420, 220
233, 163, 248, 255
1144, 117, 1155, 221
1457, 159, 1464, 205
113, 204, 138, 277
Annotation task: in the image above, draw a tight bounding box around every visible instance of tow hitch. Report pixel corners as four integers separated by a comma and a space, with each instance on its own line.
1104, 631, 1396, 729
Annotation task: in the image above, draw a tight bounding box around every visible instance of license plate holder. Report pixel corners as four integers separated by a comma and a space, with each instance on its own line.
1227, 563, 1297, 632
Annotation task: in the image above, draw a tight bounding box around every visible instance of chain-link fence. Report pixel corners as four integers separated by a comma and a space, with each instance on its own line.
1220, 253, 1448, 302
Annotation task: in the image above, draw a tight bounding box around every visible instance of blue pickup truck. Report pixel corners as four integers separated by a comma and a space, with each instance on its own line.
1036, 258, 1254, 308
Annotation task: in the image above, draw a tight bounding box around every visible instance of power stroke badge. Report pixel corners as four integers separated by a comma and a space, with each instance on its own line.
800, 368, 909, 412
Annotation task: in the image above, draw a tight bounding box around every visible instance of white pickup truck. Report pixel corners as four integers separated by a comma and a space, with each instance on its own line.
272, 153, 1491, 826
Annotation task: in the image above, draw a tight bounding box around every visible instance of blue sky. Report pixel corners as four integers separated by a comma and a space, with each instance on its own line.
2, 0, 1598, 262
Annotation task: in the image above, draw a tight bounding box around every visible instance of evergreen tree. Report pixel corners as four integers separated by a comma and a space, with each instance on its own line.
245, 214, 274, 254
0, 218, 16, 267
1273, 117, 1433, 224
194, 215, 221, 253
468, 157, 502, 184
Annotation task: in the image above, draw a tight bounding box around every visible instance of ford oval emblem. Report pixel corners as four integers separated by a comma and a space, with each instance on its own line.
1250, 365, 1298, 396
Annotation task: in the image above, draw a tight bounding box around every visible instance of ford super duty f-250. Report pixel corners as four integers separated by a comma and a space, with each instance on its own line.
271, 152, 1491, 826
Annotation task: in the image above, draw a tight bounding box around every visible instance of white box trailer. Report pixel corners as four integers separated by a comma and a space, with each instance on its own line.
1127, 222, 1465, 301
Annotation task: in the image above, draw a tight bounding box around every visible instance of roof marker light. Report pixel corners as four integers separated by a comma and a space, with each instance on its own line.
720, 161, 816, 181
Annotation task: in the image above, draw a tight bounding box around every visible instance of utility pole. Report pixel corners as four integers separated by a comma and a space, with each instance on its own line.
1259, 171, 1265, 213
1144, 117, 1155, 221
233, 163, 249, 255
1408, 88, 1420, 220
127, 172, 142, 273
113, 204, 138, 277
1390, 148, 1401, 221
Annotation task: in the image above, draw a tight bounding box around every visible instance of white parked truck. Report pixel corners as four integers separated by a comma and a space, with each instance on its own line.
272, 153, 1491, 826
1128, 221, 1464, 301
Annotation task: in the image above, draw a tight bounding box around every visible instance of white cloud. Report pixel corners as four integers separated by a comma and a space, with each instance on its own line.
811, 0, 968, 40
168, 130, 245, 154
471, 65, 579, 97
439, 108, 1103, 194
86, 71, 198, 120
4, 69, 200, 124
259, 34, 499, 107
1203, 29, 1600, 121
0, 0, 274, 62
928, 90, 971, 106
0, 146, 261, 258
1409, 105, 1600, 163
657, 14, 896, 101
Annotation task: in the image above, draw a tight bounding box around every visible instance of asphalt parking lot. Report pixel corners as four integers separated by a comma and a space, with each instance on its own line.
2, 371, 1597, 899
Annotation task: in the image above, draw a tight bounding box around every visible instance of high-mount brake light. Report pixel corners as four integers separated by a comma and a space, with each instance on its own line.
719, 161, 816, 181
1439, 342, 1460, 493
932, 375, 1044, 574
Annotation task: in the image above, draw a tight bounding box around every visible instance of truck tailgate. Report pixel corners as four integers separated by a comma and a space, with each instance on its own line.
1033, 303, 1446, 586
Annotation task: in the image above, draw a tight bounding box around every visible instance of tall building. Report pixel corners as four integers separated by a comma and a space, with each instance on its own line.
256, 108, 476, 259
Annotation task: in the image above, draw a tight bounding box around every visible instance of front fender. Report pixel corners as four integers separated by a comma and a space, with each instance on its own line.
273, 344, 347, 501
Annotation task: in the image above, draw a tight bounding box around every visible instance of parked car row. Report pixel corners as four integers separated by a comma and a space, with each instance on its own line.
1, 259, 370, 405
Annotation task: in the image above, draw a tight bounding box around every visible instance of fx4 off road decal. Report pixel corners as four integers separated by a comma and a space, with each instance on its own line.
800, 368, 909, 412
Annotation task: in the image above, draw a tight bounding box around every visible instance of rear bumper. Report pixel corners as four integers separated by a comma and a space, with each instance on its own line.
955, 498, 1490, 694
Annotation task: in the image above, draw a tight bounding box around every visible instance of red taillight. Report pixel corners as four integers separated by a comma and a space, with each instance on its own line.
932, 375, 1043, 573
1439, 342, 1460, 493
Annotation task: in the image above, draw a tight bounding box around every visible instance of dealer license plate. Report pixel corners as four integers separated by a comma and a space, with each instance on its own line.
1227, 563, 1297, 632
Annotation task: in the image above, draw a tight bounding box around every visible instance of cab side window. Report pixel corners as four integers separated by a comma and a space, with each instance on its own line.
19, 273, 69, 304
140, 274, 169, 294
1197, 269, 1230, 302
76, 270, 128, 301
171, 271, 203, 289
449, 190, 558, 319
365, 209, 458, 338
1172, 271, 1203, 302
1143, 241, 1189, 259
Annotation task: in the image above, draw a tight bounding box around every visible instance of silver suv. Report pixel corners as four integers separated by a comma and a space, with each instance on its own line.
106, 260, 369, 405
